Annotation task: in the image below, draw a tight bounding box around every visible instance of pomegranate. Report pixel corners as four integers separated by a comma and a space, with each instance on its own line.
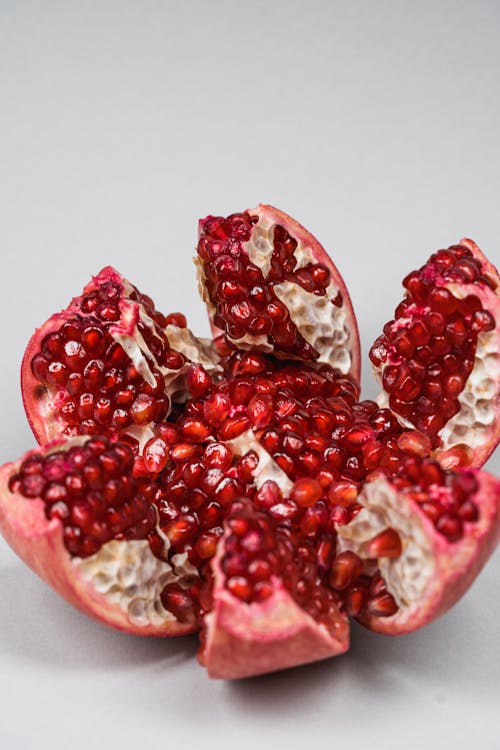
21, 266, 220, 451
370, 239, 500, 467
1, 224, 499, 680
195, 205, 360, 379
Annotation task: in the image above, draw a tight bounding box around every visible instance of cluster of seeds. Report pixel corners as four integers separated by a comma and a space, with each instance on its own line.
219, 499, 345, 633
198, 212, 334, 359
370, 244, 496, 441
9, 437, 157, 557
391, 458, 480, 542
182, 351, 365, 488
29, 274, 186, 438
219, 498, 404, 624
149, 440, 250, 568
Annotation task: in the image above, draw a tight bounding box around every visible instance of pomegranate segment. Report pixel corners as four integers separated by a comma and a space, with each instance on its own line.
195, 204, 360, 379
370, 239, 500, 467
0, 438, 198, 635
22, 266, 220, 450
199, 499, 350, 680
337, 466, 500, 635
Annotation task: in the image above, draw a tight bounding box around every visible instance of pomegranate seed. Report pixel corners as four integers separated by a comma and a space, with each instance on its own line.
365, 528, 402, 558
290, 477, 322, 508
366, 592, 398, 617
226, 576, 252, 602
329, 551, 363, 591
436, 513, 463, 542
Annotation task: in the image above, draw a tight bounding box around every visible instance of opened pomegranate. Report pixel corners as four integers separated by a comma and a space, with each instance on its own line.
195, 205, 360, 379
22, 266, 220, 451
370, 239, 500, 468
2, 220, 500, 680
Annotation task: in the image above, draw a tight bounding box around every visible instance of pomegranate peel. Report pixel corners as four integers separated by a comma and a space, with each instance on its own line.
196, 204, 360, 379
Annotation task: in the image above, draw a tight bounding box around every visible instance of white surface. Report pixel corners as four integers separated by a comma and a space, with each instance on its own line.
0, 1, 499, 748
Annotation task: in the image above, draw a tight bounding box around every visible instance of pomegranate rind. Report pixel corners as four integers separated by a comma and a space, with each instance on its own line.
372, 240, 500, 468
199, 528, 350, 679
0, 447, 195, 637
197, 204, 361, 381
341, 470, 500, 635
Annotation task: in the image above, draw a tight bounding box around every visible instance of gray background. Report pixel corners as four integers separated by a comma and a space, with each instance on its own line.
1, 1, 499, 748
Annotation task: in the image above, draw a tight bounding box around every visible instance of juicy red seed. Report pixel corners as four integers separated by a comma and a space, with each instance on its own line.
237, 451, 259, 482
253, 581, 273, 601
203, 443, 233, 470
165, 312, 187, 328
47, 361, 69, 385
290, 478, 322, 508
247, 394, 273, 428
180, 417, 212, 442
195, 531, 220, 559
203, 393, 231, 425
366, 591, 398, 617
160, 584, 195, 623
329, 551, 363, 591
429, 287, 456, 314
130, 394, 157, 425
187, 365, 211, 397
219, 416, 250, 440
472, 310, 495, 332
436, 513, 463, 542
396, 431, 432, 457
226, 576, 252, 602
170, 443, 201, 462
328, 481, 358, 507
365, 528, 402, 559
255, 481, 282, 510
143, 437, 169, 474
247, 559, 272, 582
345, 586, 368, 617
458, 500, 479, 522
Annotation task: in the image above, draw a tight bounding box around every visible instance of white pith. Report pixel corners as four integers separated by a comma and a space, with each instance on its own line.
163, 324, 222, 404
73, 540, 177, 626
337, 477, 434, 608
72, 534, 199, 628
118, 280, 219, 403
164, 324, 221, 373
273, 279, 351, 371
226, 430, 294, 494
